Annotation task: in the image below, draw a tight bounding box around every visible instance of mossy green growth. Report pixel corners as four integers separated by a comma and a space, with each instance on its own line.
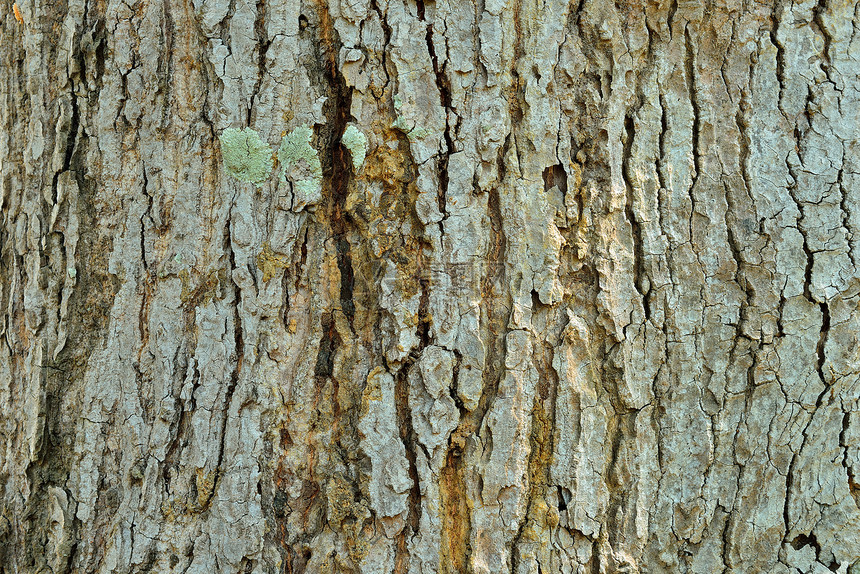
218, 127, 273, 187
342, 124, 368, 170
278, 125, 322, 196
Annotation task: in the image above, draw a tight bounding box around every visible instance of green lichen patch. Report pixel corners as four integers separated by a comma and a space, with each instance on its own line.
406, 125, 431, 141
278, 125, 322, 198
391, 114, 411, 133
392, 115, 431, 141
218, 127, 274, 187
342, 124, 368, 170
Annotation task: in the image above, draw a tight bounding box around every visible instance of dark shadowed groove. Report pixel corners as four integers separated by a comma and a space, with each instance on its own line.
667, 0, 678, 36
368, 0, 393, 88
812, 0, 836, 86
815, 301, 830, 387
280, 264, 291, 327
623, 115, 648, 319
248, 0, 271, 126
684, 26, 700, 244
316, 3, 356, 329
422, 1, 454, 230
393, 360, 422, 573
657, 95, 668, 193
314, 313, 339, 378
769, 1, 787, 113
50, 82, 79, 208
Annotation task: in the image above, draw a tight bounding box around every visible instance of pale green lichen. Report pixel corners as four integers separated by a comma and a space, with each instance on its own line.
392, 115, 410, 132
279, 125, 322, 196
392, 116, 431, 141
407, 126, 432, 141
342, 124, 368, 170
218, 127, 273, 187
391, 97, 431, 141
293, 179, 319, 197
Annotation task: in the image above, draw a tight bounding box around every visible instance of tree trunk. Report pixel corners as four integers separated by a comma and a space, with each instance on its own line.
2, 0, 859, 571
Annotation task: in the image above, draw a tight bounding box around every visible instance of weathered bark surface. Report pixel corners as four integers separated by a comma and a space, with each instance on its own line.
2, 0, 860, 571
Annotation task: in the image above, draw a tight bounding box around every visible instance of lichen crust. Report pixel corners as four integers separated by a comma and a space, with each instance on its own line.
218, 127, 273, 187
278, 125, 323, 197
342, 124, 368, 170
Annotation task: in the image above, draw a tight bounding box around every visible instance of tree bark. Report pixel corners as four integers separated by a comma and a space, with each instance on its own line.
2, 0, 859, 572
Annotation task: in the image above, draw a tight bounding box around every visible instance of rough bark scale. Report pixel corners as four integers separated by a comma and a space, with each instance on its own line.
1, 0, 859, 571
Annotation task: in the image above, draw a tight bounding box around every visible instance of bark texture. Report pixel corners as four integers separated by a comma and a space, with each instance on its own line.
2, 0, 860, 572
